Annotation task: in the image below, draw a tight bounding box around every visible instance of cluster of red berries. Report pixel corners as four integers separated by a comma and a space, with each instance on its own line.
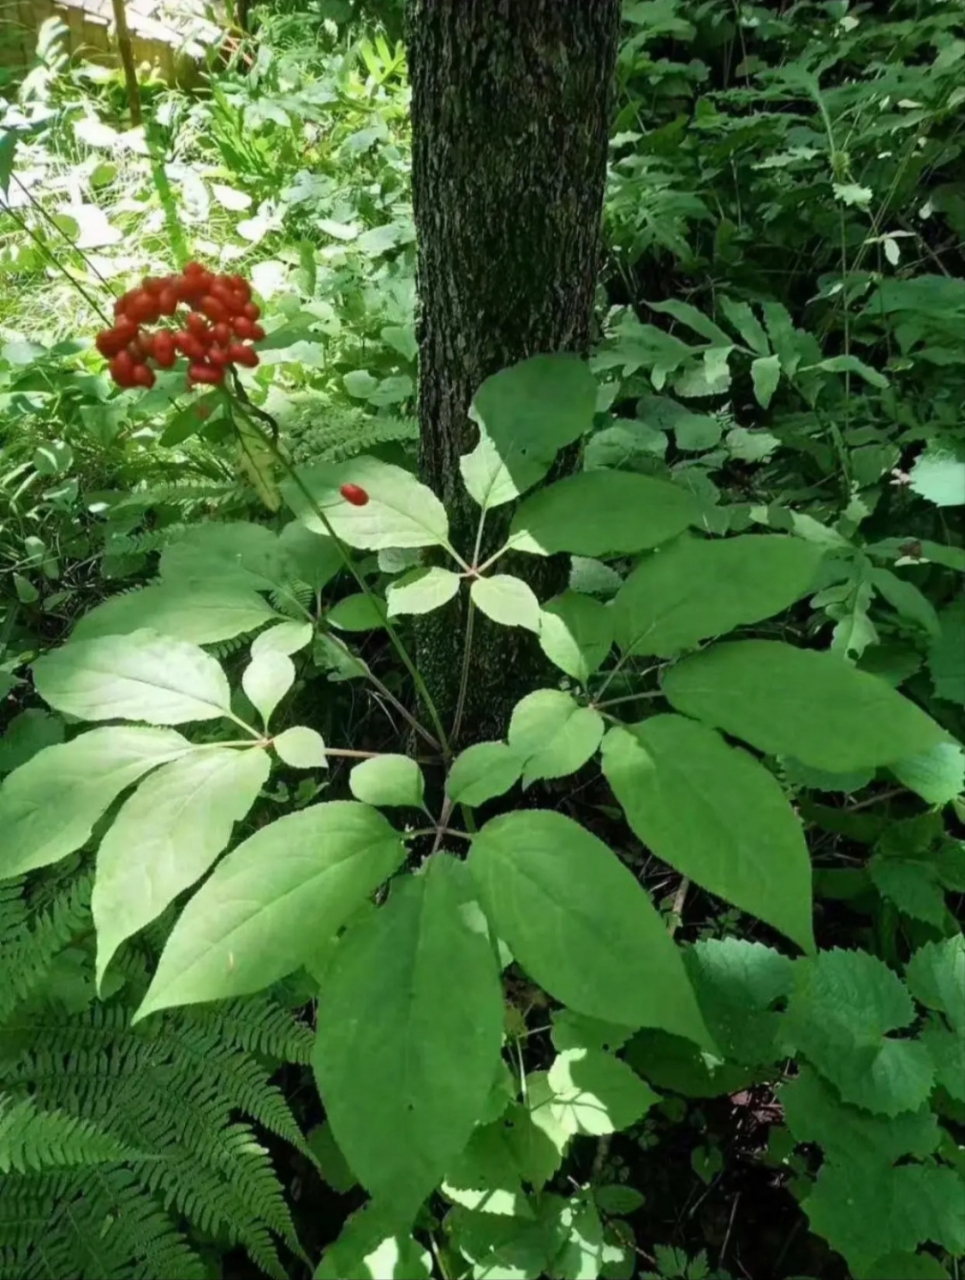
96, 262, 265, 390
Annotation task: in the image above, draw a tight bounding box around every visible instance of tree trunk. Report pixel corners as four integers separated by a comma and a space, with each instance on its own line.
408, 0, 620, 743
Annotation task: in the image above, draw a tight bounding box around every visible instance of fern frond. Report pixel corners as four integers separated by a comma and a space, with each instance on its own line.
0, 1095, 134, 1173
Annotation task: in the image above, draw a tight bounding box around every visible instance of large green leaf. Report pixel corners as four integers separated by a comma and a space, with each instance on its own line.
0, 727, 190, 876
242, 652, 295, 728
349, 755, 425, 809
93, 747, 270, 987
446, 742, 522, 807
134, 801, 406, 1019
602, 718, 814, 952
613, 535, 823, 656
906, 937, 965, 1032
313, 855, 504, 1213
277, 522, 344, 593
282, 456, 450, 550
71, 583, 279, 645
386, 567, 461, 617
509, 471, 699, 557
538, 593, 613, 683
33, 631, 233, 726
469, 354, 597, 501
928, 596, 965, 705
159, 520, 291, 591
460, 426, 553, 511
468, 810, 712, 1047
508, 690, 603, 786
471, 575, 541, 632
664, 640, 949, 770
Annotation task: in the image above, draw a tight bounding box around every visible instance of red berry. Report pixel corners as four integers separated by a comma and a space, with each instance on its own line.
249, 322, 265, 341
210, 281, 240, 311
132, 363, 156, 388
211, 322, 232, 346
340, 483, 369, 507
153, 331, 177, 368
96, 320, 137, 358
177, 332, 207, 362
228, 342, 259, 367
158, 285, 179, 316
232, 315, 255, 339
242, 301, 261, 321
188, 362, 225, 385
200, 295, 227, 323
141, 275, 164, 294
227, 274, 251, 300
127, 291, 160, 324
186, 311, 209, 337
207, 345, 232, 368
109, 350, 136, 387
183, 260, 207, 276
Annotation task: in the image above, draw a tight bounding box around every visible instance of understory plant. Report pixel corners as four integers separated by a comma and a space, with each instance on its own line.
0, 350, 961, 1280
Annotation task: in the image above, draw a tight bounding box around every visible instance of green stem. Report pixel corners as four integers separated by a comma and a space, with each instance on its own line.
593, 690, 663, 711
450, 598, 475, 745
227, 378, 451, 753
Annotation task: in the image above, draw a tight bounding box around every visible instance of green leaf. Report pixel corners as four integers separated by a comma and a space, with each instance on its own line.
550, 1010, 634, 1055
870, 569, 940, 636
594, 1185, 645, 1216
135, 801, 406, 1018
785, 948, 933, 1115
160, 521, 291, 592
890, 742, 964, 805
472, 354, 597, 476
468, 810, 712, 1047
929, 596, 965, 705
909, 443, 965, 507
685, 938, 795, 1066
0, 711, 64, 776
71, 583, 279, 646
313, 855, 504, 1213
664, 640, 949, 771
508, 691, 604, 786
783, 1065, 939, 1167
602, 718, 814, 952
315, 1204, 431, 1280
349, 755, 425, 809
273, 725, 327, 769
538, 593, 613, 684
33, 631, 233, 726
646, 299, 731, 347
869, 856, 947, 927
278, 522, 344, 593
0, 727, 190, 877
613, 535, 823, 657
447, 742, 523, 808
283, 457, 450, 550
93, 747, 270, 987
920, 1017, 965, 1102
471, 575, 541, 632
906, 937, 965, 1031
386, 567, 461, 617
460, 424, 554, 512
242, 652, 295, 728
805, 1160, 964, 1276
812, 354, 889, 389
327, 593, 387, 631
307, 1122, 357, 1194
503, 1096, 568, 1191
442, 1124, 527, 1217
750, 354, 781, 408
251, 619, 313, 659
509, 472, 699, 557
719, 297, 770, 356
862, 1254, 950, 1280
542, 1048, 659, 1136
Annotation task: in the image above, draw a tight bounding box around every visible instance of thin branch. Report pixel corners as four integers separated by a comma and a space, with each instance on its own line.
111, 0, 143, 126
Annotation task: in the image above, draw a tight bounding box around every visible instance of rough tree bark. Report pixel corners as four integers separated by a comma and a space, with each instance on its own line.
408, 0, 621, 743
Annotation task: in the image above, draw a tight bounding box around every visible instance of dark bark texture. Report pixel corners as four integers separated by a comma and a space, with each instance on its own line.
408, 0, 620, 743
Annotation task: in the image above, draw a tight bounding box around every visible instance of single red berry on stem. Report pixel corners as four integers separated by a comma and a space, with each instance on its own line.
340, 483, 369, 507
